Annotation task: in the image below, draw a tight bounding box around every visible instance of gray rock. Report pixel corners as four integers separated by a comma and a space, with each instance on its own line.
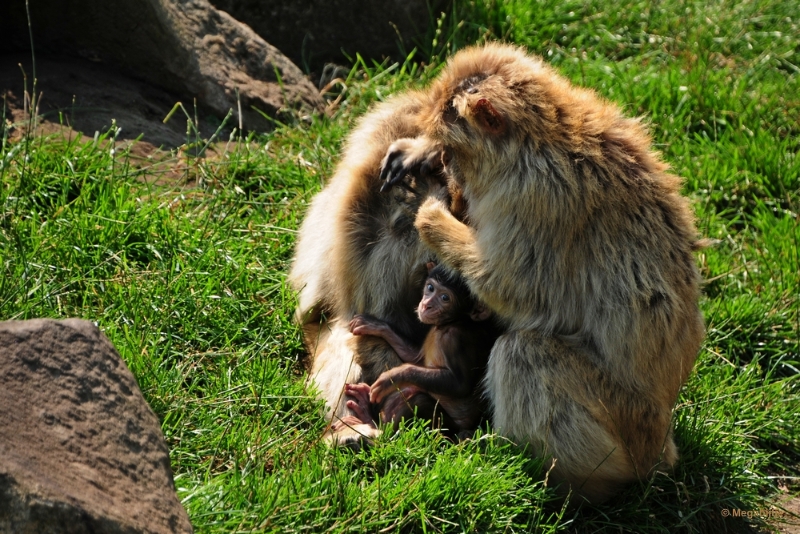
0, 319, 192, 534
0, 0, 324, 132
210, 0, 448, 75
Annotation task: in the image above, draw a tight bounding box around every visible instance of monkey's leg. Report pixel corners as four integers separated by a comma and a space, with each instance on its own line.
485, 330, 669, 504
378, 387, 423, 424
380, 389, 459, 437
309, 321, 382, 448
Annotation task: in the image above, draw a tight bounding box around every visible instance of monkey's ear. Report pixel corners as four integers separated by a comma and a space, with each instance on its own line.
426, 261, 437, 273
473, 98, 505, 135
469, 302, 492, 322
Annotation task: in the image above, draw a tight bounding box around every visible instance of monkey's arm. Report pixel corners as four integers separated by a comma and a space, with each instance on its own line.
370, 363, 470, 404
414, 198, 480, 275
349, 314, 423, 364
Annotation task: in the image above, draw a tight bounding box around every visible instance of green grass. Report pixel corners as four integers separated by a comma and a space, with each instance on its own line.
2, 0, 798, 531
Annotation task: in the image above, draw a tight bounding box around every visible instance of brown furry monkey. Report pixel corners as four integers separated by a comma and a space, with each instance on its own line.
333, 263, 496, 435
290, 43, 704, 503
289, 88, 449, 446
379, 43, 705, 502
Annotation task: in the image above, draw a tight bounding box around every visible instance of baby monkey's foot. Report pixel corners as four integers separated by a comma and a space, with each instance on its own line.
330, 382, 376, 430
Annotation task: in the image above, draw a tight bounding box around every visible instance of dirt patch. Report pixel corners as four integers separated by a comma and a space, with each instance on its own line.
773, 493, 800, 534
1, 53, 227, 149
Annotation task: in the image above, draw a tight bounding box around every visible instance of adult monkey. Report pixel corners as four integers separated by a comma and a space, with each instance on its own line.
290, 43, 704, 503
290, 87, 456, 444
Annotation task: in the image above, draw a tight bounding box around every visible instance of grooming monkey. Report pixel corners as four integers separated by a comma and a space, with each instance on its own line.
290, 87, 459, 445
332, 263, 496, 435
290, 43, 704, 503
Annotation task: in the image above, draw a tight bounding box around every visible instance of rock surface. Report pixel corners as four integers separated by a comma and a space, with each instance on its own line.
0, 319, 192, 534
0, 0, 324, 132
210, 0, 447, 75
0, 54, 214, 149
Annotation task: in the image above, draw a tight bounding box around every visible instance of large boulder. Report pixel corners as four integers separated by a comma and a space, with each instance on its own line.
209, 0, 448, 75
0, 0, 324, 133
0, 319, 193, 534
0, 53, 214, 149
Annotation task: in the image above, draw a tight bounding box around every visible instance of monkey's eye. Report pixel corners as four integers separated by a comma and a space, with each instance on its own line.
441, 294, 450, 302
426, 284, 434, 293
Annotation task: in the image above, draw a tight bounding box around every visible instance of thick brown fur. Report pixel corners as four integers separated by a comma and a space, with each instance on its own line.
290, 43, 704, 503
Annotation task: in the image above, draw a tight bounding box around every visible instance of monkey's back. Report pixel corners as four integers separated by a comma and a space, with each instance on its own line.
415, 44, 704, 492
426, 43, 703, 384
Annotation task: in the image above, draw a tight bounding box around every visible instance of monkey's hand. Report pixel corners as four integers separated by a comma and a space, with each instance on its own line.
349, 314, 389, 338
415, 197, 477, 274
415, 196, 450, 228
379, 137, 443, 193
370, 366, 413, 404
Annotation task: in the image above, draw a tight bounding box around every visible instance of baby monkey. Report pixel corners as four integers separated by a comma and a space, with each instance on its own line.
333, 263, 498, 436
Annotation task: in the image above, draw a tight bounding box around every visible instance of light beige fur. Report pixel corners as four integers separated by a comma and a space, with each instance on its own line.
290, 92, 446, 445
290, 43, 704, 502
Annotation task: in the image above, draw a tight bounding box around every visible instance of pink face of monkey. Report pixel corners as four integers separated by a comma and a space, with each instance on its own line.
416, 277, 462, 326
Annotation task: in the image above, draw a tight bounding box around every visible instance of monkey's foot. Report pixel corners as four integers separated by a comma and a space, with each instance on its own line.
322, 423, 382, 451
348, 315, 388, 338
343, 383, 377, 426
455, 429, 477, 441
331, 415, 372, 431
